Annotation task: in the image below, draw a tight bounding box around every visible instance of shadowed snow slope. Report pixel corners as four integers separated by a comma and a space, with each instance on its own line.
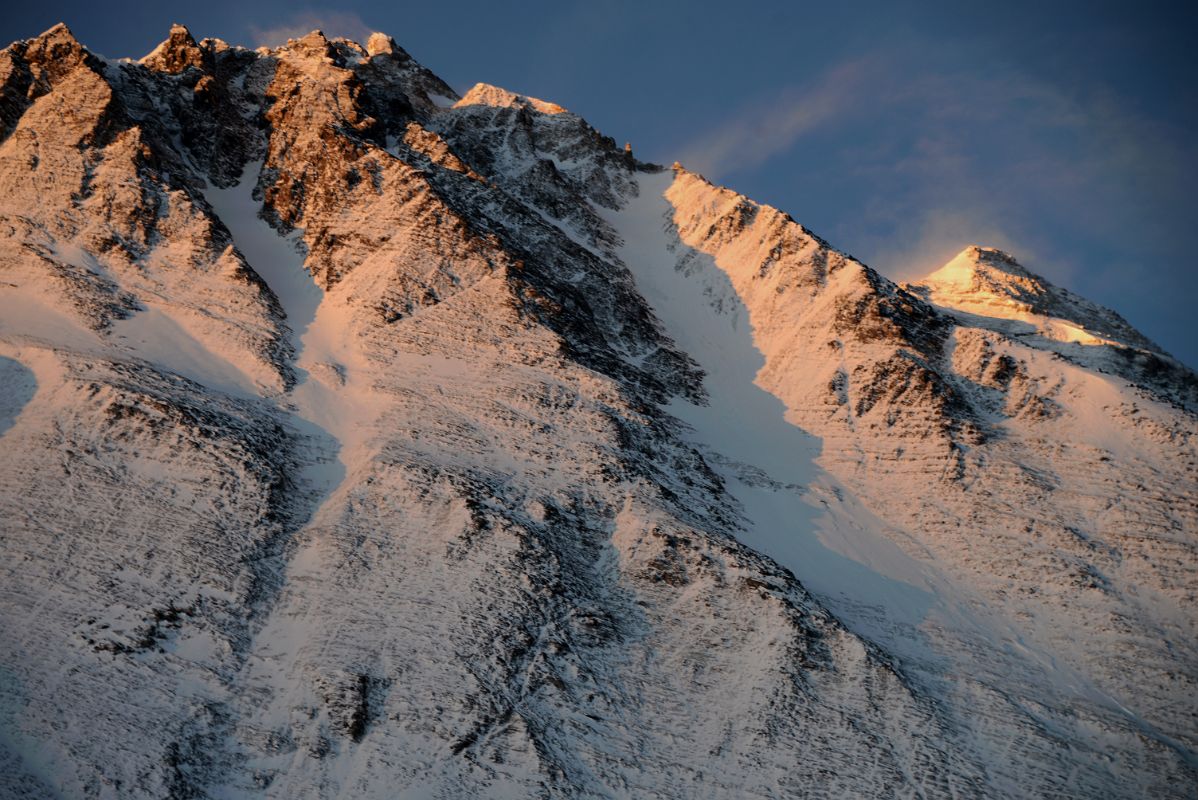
0, 357, 36, 436
0, 22, 1195, 800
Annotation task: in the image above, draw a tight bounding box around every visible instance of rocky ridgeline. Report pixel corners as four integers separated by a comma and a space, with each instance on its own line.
0, 23, 1194, 799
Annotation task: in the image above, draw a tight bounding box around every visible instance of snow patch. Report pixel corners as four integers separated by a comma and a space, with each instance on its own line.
0, 286, 99, 352
109, 305, 261, 397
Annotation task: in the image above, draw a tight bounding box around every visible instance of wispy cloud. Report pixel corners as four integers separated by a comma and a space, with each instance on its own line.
868, 69, 1192, 284
680, 46, 1193, 297
249, 10, 374, 48
677, 60, 870, 178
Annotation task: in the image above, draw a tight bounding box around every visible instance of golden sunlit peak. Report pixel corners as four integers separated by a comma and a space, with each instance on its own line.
37, 22, 73, 39
455, 82, 568, 115
365, 32, 397, 57
26, 22, 80, 49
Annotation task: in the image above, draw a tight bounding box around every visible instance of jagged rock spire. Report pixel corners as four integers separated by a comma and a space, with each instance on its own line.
140, 23, 206, 74
0, 21, 98, 132
21, 22, 90, 72
29, 22, 78, 47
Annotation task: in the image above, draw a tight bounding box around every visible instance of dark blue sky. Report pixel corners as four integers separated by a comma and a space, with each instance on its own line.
6, 2, 1196, 366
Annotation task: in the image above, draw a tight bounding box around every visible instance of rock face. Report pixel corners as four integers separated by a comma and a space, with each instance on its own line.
0, 23, 1194, 800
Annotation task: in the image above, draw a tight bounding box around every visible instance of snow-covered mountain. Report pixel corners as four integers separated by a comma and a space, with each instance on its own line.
0, 23, 1194, 799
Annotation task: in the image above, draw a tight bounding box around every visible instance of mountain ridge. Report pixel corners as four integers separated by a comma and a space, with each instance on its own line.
0, 23, 1194, 799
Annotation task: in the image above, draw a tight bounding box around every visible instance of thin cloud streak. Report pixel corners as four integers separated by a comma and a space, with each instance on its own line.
677, 60, 870, 178
680, 46, 1195, 313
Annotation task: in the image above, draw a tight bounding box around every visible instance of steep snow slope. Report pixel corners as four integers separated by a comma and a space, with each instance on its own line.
610, 170, 1198, 796
608, 172, 937, 649
0, 22, 1195, 799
